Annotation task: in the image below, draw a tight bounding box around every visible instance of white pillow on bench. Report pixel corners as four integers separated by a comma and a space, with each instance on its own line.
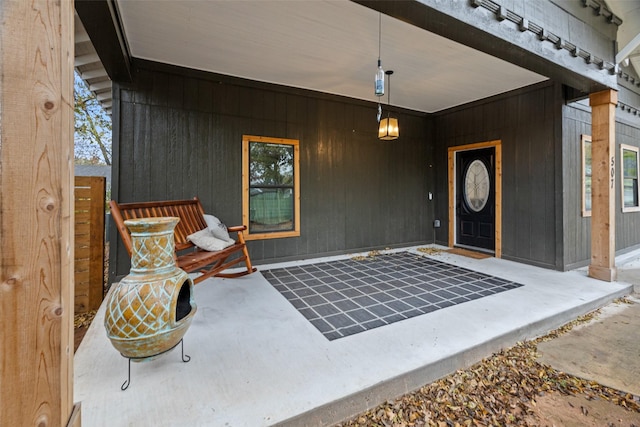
203, 214, 233, 242
187, 229, 234, 252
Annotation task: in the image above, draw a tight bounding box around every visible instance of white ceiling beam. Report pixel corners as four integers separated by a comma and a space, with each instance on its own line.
74, 31, 90, 44
74, 53, 100, 67
616, 32, 640, 64
89, 80, 111, 91
96, 92, 111, 101
81, 69, 108, 80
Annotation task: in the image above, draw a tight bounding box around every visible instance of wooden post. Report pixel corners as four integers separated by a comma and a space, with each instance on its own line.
0, 1, 79, 426
588, 89, 618, 282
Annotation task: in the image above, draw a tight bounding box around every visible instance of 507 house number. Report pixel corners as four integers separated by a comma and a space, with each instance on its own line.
611, 156, 615, 189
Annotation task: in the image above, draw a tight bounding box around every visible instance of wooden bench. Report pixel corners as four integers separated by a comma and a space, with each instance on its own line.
110, 197, 256, 284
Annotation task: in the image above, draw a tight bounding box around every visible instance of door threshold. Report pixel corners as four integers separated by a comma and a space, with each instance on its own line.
449, 245, 496, 258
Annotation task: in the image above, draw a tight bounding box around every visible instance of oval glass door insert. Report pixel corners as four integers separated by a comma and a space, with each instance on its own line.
464, 159, 490, 212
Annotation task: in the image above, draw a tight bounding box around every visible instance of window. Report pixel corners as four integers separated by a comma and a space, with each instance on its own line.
242, 135, 300, 240
621, 144, 640, 212
581, 135, 592, 217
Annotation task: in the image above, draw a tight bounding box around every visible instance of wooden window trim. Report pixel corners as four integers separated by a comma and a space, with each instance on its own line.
621, 143, 640, 213
582, 134, 592, 217
242, 135, 300, 240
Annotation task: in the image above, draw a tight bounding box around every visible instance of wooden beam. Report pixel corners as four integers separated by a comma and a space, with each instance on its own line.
494, 143, 503, 259
448, 150, 455, 248
0, 0, 77, 426
588, 89, 618, 282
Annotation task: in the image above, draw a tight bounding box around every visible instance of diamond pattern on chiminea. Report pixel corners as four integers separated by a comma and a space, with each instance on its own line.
104, 217, 197, 360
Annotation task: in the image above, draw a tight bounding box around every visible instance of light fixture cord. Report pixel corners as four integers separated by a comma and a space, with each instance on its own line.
387, 73, 391, 106
378, 13, 382, 61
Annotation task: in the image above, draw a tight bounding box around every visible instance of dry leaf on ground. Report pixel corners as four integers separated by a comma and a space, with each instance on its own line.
337, 307, 640, 427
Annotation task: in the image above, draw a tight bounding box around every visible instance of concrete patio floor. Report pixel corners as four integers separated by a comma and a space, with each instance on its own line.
74, 245, 635, 426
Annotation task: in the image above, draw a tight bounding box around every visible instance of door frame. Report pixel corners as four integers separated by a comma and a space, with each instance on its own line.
448, 140, 502, 258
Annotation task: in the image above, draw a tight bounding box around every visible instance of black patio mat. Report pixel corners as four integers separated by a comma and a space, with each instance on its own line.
262, 252, 523, 340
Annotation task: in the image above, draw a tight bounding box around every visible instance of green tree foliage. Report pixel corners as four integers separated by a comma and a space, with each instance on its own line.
74, 72, 112, 165
249, 143, 293, 186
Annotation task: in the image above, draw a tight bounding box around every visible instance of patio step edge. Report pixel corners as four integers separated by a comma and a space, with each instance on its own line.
271, 285, 633, 427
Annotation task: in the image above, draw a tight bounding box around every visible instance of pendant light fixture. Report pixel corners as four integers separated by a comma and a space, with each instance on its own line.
378, 70, 399, 140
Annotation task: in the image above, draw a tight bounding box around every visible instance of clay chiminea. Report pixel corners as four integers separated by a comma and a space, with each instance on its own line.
104, 217, 197, 361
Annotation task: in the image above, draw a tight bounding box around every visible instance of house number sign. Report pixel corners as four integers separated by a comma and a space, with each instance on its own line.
611, 156, 615, 189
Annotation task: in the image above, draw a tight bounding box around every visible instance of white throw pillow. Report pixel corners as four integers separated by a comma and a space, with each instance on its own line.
203, 214, 233, 243
187, 229, 234, 252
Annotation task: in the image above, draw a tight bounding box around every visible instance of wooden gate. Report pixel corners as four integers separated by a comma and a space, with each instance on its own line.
75, 176, 106, 313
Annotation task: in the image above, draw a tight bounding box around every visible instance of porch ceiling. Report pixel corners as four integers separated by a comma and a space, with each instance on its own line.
113, 0, 548, 114
77, 1, 640, 115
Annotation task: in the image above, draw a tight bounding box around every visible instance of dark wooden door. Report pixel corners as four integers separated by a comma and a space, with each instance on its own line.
456, 147, 495, 251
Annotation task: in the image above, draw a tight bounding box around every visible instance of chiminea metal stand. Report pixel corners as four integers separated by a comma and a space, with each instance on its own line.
120, 339, 191, 391
104, 217, 198, 391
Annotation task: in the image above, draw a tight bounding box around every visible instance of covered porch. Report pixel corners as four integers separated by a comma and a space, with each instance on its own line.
3, 1, 639, 426
74, 245, 633, 426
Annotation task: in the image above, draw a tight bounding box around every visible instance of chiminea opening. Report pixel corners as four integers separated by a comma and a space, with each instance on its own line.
175, 280, 193, 322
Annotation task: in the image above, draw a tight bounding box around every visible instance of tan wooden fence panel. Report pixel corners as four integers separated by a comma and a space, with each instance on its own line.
75, 176, 106, 313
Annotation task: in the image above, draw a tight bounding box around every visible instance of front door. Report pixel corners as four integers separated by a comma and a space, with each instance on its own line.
456, 147, 495, 251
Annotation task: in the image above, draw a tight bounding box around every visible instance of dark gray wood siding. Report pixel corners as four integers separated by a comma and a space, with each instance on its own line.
562, 94, 640, 269
109, 61, 640, 279
561, 102, 591, 269
110, 60, 433, 278
615, 120, 640, 252
432, 82, 564, 270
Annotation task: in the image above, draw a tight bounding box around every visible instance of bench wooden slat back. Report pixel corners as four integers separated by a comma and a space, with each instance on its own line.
110, 196, 256, 283
110, 197, 208, 254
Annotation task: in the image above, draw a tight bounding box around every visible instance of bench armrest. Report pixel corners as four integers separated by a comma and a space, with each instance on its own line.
227, 225, 248, 233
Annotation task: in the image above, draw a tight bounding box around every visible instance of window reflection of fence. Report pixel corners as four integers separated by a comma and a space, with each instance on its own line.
74, 176, 106, 313
250, 189, 293, 230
